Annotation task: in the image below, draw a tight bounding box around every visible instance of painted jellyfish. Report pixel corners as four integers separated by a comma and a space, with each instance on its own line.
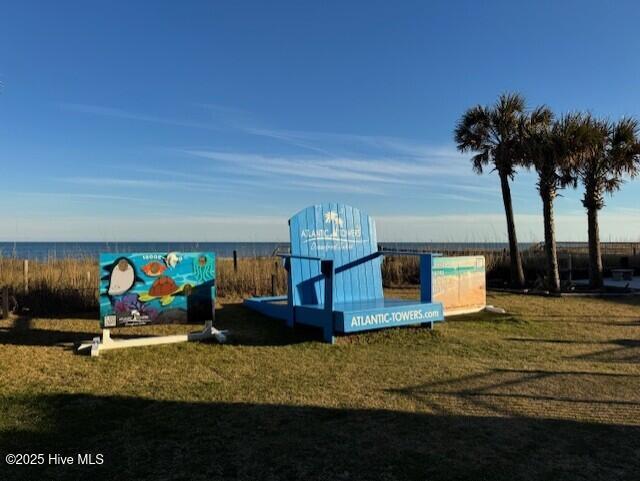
193, 254, 215, 283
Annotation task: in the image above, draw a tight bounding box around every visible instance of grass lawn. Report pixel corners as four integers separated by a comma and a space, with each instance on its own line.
1, 290, 639, 480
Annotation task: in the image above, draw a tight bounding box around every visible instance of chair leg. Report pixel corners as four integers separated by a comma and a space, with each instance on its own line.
323, 325, 336, 344
285, 310, 294, 328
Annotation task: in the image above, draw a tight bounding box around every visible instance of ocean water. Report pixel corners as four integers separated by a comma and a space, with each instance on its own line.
0, 242, 519, 260
0, 242, 284, 260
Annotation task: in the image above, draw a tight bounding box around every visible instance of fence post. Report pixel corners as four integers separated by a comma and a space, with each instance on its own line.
2, 287, 8, 319
23, 260, 29, 294
233, 250, 238, 272
271, 274, 276, 296
567, 254, 572, 283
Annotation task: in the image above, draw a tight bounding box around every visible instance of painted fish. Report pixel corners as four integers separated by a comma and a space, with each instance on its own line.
164, 252, 180, 268
141, 261, 167, 277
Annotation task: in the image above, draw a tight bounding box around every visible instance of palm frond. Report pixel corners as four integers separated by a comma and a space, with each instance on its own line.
454, 105, 490, 152
471, 152, 489, 174
609, 117, 640, 177
454, 92, 529, 177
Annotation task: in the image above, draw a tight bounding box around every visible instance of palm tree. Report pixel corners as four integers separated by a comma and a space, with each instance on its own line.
522, 110, 580, 292
454, 93, 527, 288
571, 115, 640, 288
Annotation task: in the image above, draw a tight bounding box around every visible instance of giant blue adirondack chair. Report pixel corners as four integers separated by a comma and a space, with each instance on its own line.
244, 203, 444, 343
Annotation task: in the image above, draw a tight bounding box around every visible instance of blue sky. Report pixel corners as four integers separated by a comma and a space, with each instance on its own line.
1, 0, 639, 241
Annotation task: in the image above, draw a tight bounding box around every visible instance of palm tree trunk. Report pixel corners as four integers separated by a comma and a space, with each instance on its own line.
587, 206, 603, 289
499, 172, 525, 288
541, 191, 560, 293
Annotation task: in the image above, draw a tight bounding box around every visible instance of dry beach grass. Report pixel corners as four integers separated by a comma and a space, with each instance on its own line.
0, 290, 639, 480
1, 250, 638, 316
0, 256, 290, 314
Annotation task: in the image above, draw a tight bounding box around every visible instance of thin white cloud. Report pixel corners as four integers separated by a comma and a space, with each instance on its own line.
61, 177, 180, 189
281, 179, 385, 195
12, 191, 148, 203
61, 101, 472, 167
57, 176, 241, 194
183, 149, 500, 199
239, 126, 339, 156
185, 150, 410, 185
105, 164, 384, 195
237, 126, 466, 159
60, 103, 223, 131
187, 149, 480, 185
57, 101, 546, 221
430, 193, 482, 202
319, 157, 474, 178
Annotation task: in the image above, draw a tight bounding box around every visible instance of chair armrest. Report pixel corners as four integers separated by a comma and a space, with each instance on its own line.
279, 255, 334, 310
334, 251, 384, 274
278, 253, 323, 261
377, 251, 440, 302
379, 250, 442, 257
335, 250, 441, 274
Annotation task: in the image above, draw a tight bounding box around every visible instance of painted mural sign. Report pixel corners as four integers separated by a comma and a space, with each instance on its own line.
433, 256, 486, 315
99, 252, 216, 328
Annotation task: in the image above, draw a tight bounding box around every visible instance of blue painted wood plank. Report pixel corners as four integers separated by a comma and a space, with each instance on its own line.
299, 207, 311, 303
351, 206, 367, 301
342, 204, 356, 301
289, 213, 301, 306
420, 254, 434, 303
368, 214, 383, 299
288, 203, 383, 306
314, 204, 326, 303
331, 201, 345, 303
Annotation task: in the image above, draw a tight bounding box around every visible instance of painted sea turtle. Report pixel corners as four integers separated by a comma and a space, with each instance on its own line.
138, 276, 192, 306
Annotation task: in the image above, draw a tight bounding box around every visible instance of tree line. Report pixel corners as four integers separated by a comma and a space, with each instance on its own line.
454, 93, 640, 292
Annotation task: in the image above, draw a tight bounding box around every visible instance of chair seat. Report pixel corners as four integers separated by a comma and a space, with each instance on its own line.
297, 297, 443, 334
300, 297, 423, 312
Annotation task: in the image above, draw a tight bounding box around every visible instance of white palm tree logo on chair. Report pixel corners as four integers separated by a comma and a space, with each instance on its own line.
299, 210, 360, 246
324, 211, 344, 231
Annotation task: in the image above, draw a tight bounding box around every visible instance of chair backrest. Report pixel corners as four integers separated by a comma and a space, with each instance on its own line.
288, 203, 383, 306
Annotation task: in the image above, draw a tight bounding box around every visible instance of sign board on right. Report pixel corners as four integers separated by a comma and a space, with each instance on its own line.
433, 256, 486, 316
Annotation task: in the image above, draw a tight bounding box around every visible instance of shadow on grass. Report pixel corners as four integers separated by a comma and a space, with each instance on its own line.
0, 315, 87, 349
387, 368, 640, 417
15, 287, 97, 317
1, 393, 639, 481
0, 303, 318, 349
506, 337, 640, 364
215, 302, 326, 346
0, 315, 140, 349
597, 292, 640, 310
569, 339, 640, 364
